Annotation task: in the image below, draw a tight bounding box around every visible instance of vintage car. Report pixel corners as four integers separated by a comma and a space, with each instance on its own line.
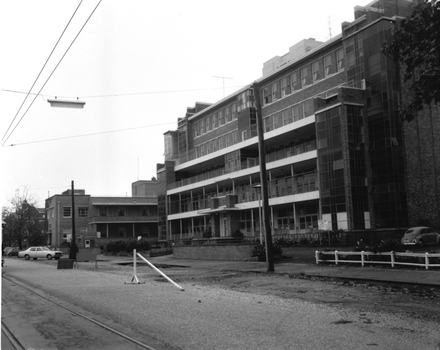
401, 226, 440, 247
18, 246, 63, 260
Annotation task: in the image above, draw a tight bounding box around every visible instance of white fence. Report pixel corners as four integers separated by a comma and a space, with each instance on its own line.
315, 250, 440, 270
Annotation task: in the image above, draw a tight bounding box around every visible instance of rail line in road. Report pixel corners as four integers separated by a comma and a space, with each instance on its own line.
2, 275, 164, 350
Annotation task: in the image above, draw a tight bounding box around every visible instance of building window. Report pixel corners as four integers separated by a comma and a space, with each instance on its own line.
263, 86, 272, 105
301, 65, 312, 87
63, 207, 71, 218
219, 110, 225, 125
336, 48, 344, 70
312, 60, 323, 82
78, 207, 88, 217
281, 76, 291, 97
99, 206, 107, 217
231, 103, 237, 119
293, 104, 303, 121
271, 81, 280, 101
303, 99, 314, 117
324, 53, 333, 76
282, 108, 293, 125
290, 71, 301, 91
225, 106, 231, 122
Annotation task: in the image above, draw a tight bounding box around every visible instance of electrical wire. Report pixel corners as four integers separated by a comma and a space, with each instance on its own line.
1, 0, 84, 142
2, 85, 245, 99
2, 0, 103, 148
6, 121, 175, 147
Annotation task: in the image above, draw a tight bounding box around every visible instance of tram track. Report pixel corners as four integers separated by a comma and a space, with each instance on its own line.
2, 275, 167, 350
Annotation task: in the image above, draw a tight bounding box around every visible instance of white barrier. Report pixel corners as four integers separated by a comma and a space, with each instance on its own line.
126, 249, 184, 291
315, 250, 440, 270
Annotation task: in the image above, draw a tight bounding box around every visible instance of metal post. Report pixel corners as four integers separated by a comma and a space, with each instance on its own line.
69, 181, 77, 260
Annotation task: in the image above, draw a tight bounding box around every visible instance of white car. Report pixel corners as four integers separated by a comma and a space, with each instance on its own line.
18, 246, 63, 260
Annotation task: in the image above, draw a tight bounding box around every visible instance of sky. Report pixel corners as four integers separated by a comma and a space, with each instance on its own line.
0, 0, 363, 209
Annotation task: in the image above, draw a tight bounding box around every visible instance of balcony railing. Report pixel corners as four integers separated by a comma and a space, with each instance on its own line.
168, 171, 318, 215
168, 140, 316, 190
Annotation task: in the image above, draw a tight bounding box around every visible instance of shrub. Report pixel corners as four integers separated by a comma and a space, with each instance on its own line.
251, 243, 283, 261
202, 229, 212, 239
232, 229, 244, 239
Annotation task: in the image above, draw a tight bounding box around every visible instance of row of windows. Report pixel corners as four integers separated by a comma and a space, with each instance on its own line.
61, 206, 155, 218
263, 98, 314, 132
194, 130, 239, 158
63, 207, 88, 218
193, 102, 237, 137
262, 48, 344, 106
99, 206, 156, 217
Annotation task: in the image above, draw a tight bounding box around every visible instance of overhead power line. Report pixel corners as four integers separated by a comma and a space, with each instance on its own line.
1, 0, 84, 143
2, 85, 245, 99
2, 0, 103, 147
4, 121, 176, 147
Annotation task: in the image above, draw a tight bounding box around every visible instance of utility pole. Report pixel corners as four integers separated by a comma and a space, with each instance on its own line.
252, 82, 275, 272
69, 180, 77, 260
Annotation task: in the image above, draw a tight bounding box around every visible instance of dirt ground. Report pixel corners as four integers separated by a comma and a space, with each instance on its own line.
88, 247, 440, 325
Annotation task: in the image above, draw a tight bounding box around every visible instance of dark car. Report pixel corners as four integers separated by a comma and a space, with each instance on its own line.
401, 226, 440, 247
3, 247, 20, 257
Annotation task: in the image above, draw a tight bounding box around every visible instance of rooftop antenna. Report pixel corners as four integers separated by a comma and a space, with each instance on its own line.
328, 16, 332, 38
213, 76, 233, 98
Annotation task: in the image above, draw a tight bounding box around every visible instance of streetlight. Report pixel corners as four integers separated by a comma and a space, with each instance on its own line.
252, 184, 263, 244
47, 97, 85, 109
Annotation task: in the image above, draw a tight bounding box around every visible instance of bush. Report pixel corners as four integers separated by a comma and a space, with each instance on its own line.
251, 243, 283, 261
105, 239, 151, 254
232, 230, 244, 239
202, 229, 212, 239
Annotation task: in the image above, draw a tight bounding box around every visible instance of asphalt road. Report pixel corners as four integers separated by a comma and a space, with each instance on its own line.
2, 257, 440, 350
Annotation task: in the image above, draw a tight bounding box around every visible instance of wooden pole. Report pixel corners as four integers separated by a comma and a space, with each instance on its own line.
252, 82, 274, 272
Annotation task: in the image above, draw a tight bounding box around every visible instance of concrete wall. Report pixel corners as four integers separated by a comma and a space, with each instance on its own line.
173, 244, 254, 261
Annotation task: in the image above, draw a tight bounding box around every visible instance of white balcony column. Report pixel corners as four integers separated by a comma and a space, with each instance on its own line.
293, 203, 297, 234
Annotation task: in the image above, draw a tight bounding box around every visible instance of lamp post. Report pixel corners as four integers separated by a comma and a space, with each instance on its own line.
253, 184, 263, 244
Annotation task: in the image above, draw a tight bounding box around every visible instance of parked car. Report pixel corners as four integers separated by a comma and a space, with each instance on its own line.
18, 246, 63, 260
401, 226, 440, 247
4, 247, 20, 256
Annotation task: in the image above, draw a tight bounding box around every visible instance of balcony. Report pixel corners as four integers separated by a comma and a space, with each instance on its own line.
168, 140, 316, 191
168, 171, 318, 215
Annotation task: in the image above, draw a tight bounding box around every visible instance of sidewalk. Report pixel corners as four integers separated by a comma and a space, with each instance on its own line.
98, 253, 440, 287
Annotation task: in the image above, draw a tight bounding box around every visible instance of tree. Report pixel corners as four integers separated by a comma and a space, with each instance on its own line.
2, 188, 46, 248
382, 0, 440, 122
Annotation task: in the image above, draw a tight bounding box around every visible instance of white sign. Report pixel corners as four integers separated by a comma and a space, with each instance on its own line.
318, 220, 330, 231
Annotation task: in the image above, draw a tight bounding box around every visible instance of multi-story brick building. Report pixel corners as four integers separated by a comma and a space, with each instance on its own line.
157, 0, 439, 242
45, 189, 158, 250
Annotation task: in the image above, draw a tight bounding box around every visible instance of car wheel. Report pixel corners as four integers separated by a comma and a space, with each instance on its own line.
7, 253, 12, 257
47, 254, 53, 260
24, 255, 30, 260
418, 240, 425, 247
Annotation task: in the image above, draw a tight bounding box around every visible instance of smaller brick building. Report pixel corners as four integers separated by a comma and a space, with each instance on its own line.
45, 189, 158, 251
